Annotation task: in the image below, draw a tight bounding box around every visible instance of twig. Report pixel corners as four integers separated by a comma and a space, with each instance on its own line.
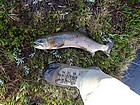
131, 61, 140, 67
0, 66, 6, 74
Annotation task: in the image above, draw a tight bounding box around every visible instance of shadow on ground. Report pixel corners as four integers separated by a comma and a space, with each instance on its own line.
122, 49, 140, 95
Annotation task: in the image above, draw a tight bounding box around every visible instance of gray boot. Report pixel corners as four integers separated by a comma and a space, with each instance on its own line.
42, 62, 98, 87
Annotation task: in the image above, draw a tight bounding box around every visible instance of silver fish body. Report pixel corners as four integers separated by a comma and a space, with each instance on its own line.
34, 32, 114, 56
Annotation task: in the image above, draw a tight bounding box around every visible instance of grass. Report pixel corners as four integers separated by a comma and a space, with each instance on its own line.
0, 0, 140, 104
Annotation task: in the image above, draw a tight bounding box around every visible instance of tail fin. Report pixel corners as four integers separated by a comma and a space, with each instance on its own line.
104, 38, 114, 56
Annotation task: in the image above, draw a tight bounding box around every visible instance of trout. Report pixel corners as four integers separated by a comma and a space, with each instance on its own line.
34, 32, 114, 56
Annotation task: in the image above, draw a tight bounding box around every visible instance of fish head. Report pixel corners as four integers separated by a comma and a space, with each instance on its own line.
34, 37, 55, 50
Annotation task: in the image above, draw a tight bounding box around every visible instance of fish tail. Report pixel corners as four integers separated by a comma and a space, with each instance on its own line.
104, 38, 114, 56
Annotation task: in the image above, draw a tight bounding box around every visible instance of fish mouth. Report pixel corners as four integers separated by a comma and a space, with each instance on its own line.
34, 42, 39, 47
34, 42, 43, 48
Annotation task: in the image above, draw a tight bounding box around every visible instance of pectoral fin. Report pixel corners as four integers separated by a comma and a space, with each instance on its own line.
91, 52, 95, 57
57, 42, 64, 47
54, 39, 64, 48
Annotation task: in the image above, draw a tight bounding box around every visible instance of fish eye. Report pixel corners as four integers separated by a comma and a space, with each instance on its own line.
38, 39, 44, 43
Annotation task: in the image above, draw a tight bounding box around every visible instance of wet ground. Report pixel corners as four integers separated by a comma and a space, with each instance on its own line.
122, 49, 140, 95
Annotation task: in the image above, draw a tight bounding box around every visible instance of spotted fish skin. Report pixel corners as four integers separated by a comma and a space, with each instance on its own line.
34, 32, 114, 56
